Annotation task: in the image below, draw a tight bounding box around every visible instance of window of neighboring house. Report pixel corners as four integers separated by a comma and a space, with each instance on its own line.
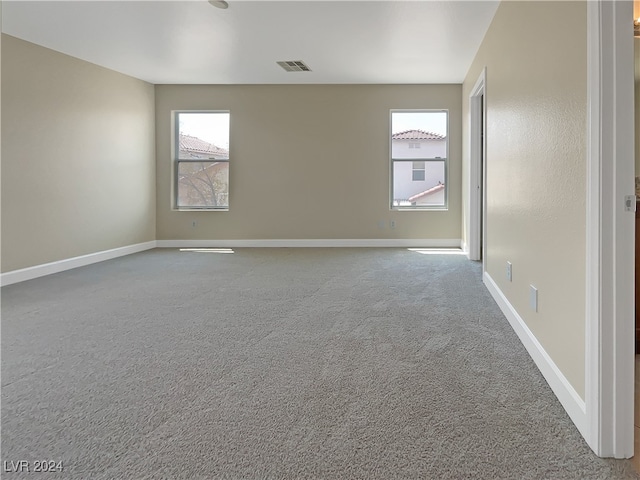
391, 110, 448, 209
174, 111, 230, 210
412, 161, 426, 181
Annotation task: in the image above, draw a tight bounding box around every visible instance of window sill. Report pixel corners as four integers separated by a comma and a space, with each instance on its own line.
173, 208, 229, 212
390, 207, 448, 212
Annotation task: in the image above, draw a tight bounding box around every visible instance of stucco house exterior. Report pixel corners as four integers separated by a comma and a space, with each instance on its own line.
177, 133, 229, 208
391, 129, 446, 206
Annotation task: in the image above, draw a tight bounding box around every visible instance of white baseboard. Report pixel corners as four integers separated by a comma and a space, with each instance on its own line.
157, 238, 462, 248
1, 241, 157, 287
483, 271, 588, 439
1, 239, 462, 286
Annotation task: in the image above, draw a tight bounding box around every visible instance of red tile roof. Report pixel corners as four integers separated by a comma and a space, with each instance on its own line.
179, 134, 228, 157
392, 129, 445, 140
408, 182, 445, 202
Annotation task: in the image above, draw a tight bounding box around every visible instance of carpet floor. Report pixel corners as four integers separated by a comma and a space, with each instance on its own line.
1, 248, 638, 479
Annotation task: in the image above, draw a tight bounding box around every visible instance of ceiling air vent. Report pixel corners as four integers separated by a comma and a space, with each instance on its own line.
277, 60, 312, 72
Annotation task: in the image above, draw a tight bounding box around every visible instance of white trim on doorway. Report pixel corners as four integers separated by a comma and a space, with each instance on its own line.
585, 0, 635, 458
468, 68, 487, 264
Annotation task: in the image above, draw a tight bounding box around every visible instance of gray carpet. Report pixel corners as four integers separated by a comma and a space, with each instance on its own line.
1, 248, 637, 479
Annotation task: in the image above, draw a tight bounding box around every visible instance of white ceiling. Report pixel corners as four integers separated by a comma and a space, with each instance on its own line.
1, 1, 500, 85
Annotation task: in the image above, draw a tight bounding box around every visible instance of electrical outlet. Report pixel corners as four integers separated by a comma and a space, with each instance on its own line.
530, 285, 538, 312
390, 220, 396, 229
192, 221, 197, 228
506, 261, 512, 282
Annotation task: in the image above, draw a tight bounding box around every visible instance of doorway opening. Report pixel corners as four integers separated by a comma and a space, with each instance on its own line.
468, 68, 486, 266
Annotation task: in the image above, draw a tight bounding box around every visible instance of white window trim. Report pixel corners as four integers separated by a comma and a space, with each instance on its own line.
390, 109, 449, 211
172, 110, 230, 211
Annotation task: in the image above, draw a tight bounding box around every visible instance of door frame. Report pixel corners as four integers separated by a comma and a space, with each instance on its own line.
468, 68, 487, 266
585, 0, 635, 458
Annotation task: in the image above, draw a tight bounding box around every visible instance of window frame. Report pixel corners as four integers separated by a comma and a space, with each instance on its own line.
412, 161, 426, 182
173, 110, 230, 211
390, 109, 449, 211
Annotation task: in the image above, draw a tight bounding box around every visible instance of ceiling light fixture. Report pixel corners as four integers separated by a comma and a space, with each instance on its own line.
209, 0, 229, 9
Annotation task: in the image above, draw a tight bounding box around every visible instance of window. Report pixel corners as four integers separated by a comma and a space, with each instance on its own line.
391, 110, 447, 209
174, 111, 230, 210
412, 161, 426, 181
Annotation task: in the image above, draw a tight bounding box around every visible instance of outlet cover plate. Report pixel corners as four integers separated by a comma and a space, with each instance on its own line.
530, 285, 538, 312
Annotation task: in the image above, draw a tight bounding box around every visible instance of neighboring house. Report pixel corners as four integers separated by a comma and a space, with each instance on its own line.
391, 129, 446, 206
179, 133, 228, 160
407, 182, 445, 206
177, 134, 229, 208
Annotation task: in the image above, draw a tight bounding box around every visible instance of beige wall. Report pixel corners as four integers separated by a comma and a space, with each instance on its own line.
155, 85, 461, 241
462, 2, 587, 397
1, 35, 156, 272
